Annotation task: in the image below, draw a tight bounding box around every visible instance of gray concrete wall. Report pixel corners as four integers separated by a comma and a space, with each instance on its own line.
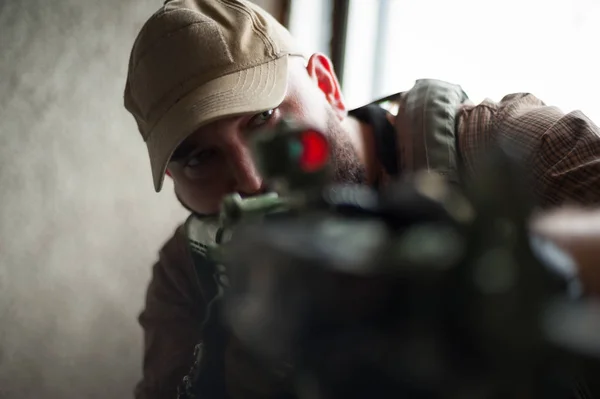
0, 0, 280, 397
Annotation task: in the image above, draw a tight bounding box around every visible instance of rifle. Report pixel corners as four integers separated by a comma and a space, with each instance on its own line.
178, 119, 600, 399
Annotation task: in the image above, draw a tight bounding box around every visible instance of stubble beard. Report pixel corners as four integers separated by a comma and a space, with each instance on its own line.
324, 109, 367, 185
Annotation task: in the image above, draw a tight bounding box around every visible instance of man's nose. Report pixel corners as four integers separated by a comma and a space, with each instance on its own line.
228, 142, 264, 195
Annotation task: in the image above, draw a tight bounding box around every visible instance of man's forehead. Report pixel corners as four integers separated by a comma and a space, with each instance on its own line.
169, 110, 265, 162
171, 139, 199, 162
169, 115, 236, 161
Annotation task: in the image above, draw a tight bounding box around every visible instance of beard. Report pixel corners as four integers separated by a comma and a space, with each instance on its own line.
324, 107, 367, 185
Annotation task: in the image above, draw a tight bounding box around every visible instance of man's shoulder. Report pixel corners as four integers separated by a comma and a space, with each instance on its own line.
357, 79, 471, 124
159, 215, 220, 259
146, 217, 209, 307
374, 79, 470, 183
159, 222, 190, 261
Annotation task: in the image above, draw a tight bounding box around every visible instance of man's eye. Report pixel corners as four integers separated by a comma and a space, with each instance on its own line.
185, 150, 216, 168
248, 109, 275, 128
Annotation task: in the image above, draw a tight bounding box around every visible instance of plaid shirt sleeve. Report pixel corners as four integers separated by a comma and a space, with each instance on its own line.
456, 93, 600, 207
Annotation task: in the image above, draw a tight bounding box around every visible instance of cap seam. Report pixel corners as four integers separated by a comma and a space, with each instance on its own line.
129, 7, 168, 66
220, 0, 276, 57
130, 2, 287, 124
130, 19, 217, 74
189, 61, 276, 114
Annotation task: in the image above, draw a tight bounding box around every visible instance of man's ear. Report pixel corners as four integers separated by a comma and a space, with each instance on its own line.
306, 53, 347, 119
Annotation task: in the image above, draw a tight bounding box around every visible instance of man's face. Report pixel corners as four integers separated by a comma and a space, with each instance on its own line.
167, 55, 365, 215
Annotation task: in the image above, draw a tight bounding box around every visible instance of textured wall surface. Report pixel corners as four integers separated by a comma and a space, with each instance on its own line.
0, 0, 279, 397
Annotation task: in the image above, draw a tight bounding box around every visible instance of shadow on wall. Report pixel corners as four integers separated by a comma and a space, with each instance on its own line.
0, 0, 190, 398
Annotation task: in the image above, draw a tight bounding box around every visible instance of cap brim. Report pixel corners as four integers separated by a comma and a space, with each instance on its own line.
146, 56, 289, 192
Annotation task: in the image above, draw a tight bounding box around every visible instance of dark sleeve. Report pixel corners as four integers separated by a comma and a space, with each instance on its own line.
134, 225, 206, 399
457, 93, 600, 207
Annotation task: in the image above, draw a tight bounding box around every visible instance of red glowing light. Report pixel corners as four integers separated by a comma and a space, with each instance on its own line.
299, 130, 329, 172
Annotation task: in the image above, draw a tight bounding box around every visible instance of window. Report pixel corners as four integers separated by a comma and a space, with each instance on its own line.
340, 0, 600, 123
287, 0, 333, 58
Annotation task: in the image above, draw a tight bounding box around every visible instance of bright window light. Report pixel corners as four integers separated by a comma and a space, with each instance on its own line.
288, 0, 332, 58
341, 0, 600, 124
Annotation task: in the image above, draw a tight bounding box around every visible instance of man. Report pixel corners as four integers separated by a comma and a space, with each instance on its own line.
123, 0, 600, 398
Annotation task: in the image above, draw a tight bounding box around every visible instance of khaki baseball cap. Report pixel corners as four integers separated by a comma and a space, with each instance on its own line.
124, 0, 304, 192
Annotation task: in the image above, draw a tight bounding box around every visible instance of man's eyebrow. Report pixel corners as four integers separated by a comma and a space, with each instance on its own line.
170, 142, 196, 163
